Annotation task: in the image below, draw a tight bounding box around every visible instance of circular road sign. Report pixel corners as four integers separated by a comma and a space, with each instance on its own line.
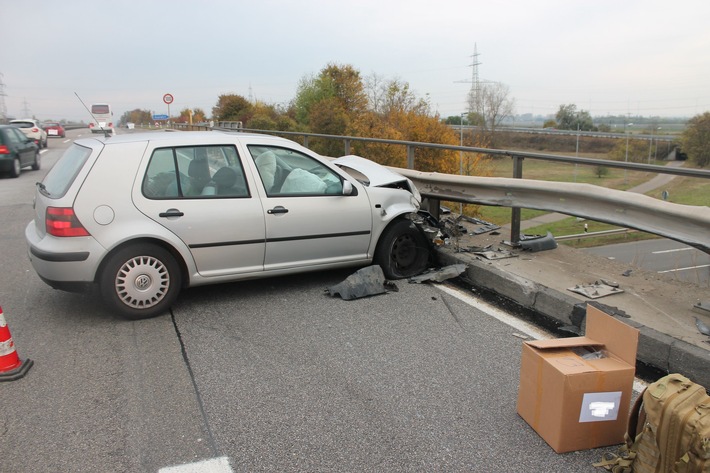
163, 93, 174, 105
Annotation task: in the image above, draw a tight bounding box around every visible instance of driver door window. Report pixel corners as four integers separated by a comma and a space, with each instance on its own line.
248, 146, 343, 196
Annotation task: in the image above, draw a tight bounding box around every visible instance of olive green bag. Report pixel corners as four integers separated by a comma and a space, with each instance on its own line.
595, 373, 710, 473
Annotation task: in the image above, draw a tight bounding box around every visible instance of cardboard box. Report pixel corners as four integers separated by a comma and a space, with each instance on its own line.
516, 305, 639, 453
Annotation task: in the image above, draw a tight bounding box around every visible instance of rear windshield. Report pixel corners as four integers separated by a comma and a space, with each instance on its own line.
91, 105, 110, 114
11, 121, 33, 129
40, 144, 93, 198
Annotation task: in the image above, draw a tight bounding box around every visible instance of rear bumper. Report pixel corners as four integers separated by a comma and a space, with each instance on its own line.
25, 221, 105, 287
0, 158, 16, 172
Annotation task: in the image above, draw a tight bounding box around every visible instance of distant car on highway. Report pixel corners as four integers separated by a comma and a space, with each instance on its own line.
10, 118, 48, 148
43, 122, 66, 138
25, 131, 429, 319
0, 124, 40, 178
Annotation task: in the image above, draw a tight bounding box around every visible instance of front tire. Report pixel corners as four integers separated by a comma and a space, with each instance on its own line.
31, 151, 40, 171
10, 157, 20, 178
99, 243, 182, 320
374, 219, 429, 279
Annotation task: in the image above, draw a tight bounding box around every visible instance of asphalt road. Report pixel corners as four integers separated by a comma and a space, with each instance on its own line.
0, 129, 620, 472
583, 238, 710, 285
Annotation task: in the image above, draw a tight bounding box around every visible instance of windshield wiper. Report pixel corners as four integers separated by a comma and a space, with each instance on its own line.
36, 181, 49, 196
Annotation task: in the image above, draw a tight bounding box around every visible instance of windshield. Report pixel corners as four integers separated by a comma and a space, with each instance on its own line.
91, 105, 110, 114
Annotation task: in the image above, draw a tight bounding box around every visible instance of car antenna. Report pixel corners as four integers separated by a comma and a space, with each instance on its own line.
74, 92, 111, 138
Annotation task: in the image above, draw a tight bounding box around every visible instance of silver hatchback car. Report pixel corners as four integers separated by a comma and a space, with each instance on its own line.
26, 131, 430, 319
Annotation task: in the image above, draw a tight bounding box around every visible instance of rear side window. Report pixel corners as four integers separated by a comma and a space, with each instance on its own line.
40, 144, 92, 198
142, 145, 249, 199
5, 128, 24, 145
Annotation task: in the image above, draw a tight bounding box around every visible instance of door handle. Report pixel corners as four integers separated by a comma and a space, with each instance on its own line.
159, 208, 184, 218
267, 206, 289, 215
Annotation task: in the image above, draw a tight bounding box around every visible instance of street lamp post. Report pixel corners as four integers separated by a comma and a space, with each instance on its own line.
460, 113, 465, 176
624, 122, 633, 185
574, 120, 580, 182
459, 113, 466, 214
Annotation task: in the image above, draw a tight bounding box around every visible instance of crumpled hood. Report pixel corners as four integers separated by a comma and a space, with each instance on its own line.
333, 155, 421, 200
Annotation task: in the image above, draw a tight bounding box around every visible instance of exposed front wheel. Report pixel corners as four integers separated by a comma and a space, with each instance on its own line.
32, 151, 40, 171
10, 157, 20, 178
99, 243, 182, 320
374, 219, 429, 279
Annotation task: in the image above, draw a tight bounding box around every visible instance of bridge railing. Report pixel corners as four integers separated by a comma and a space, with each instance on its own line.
169, 123, 710, 252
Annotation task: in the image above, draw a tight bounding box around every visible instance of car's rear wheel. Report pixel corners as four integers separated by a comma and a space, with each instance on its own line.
31, 151, 40, 171
99, 243, 182, 320
10, 157, 21, 178
374, 218, 429, 279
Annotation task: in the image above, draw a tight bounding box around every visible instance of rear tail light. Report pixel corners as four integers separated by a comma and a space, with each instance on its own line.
89, 123, 94, 128
0, 145, 9, 154
46, 207, 90, 237
108, 123, 114, 128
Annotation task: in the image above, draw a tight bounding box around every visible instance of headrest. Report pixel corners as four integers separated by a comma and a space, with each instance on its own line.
212, 166, 237, 188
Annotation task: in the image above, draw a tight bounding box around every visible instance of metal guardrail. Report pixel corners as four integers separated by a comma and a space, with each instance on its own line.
395, 169, 710, 253
169, 124, 710, 252
555, 228, 636, 241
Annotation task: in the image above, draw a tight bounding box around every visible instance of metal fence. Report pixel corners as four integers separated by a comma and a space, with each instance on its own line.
169, 123, 710, 250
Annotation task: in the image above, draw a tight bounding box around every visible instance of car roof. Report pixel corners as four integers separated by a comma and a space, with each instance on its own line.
79, 130, 304, 148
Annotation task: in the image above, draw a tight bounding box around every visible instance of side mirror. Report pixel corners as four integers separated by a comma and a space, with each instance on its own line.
342, 181, 353, 195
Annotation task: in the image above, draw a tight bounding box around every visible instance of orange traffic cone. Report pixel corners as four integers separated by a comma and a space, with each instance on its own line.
0, 306, 33, 381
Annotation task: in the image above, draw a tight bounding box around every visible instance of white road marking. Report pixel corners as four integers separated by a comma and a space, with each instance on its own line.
652, 247, 693, 254
658, 264, 710, 273
159, 456, 233, 473
438, 284, 553, 340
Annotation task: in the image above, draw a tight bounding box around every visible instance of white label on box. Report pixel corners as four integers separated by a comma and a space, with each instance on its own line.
579, 391, 622, 422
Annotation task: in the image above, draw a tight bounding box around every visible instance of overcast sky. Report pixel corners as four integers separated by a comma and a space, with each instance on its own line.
2, 0, 709, 122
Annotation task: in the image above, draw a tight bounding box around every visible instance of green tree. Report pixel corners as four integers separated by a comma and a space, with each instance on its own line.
212, 94, 252, 122
555, 104, 595, 131
293, 63, 367, 129
119, 109, 152, 126
680, 111, 710, 167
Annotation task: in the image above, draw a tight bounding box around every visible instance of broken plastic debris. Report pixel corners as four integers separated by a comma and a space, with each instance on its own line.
472, 247, 518, 260
694, 316, 710, 336
567, 280, 624, 299
408, 264, 467, 284
518, 231, 558, 252
692, 301, 710, 316
326, 265, 397, 300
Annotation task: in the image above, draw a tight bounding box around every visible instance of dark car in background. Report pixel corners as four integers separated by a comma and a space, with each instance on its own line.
43, 122, 66, 138
0, 124, 40, 178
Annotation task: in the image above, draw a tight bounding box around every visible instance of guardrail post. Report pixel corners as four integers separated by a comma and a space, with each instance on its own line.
407, 145, 415, 169
304, 136, 309, 148
510, 155, 524, 244
344, 139, 351, 156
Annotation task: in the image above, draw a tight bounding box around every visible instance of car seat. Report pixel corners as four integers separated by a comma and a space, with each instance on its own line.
202, 166, 237, 196
187, 154, 211, 195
